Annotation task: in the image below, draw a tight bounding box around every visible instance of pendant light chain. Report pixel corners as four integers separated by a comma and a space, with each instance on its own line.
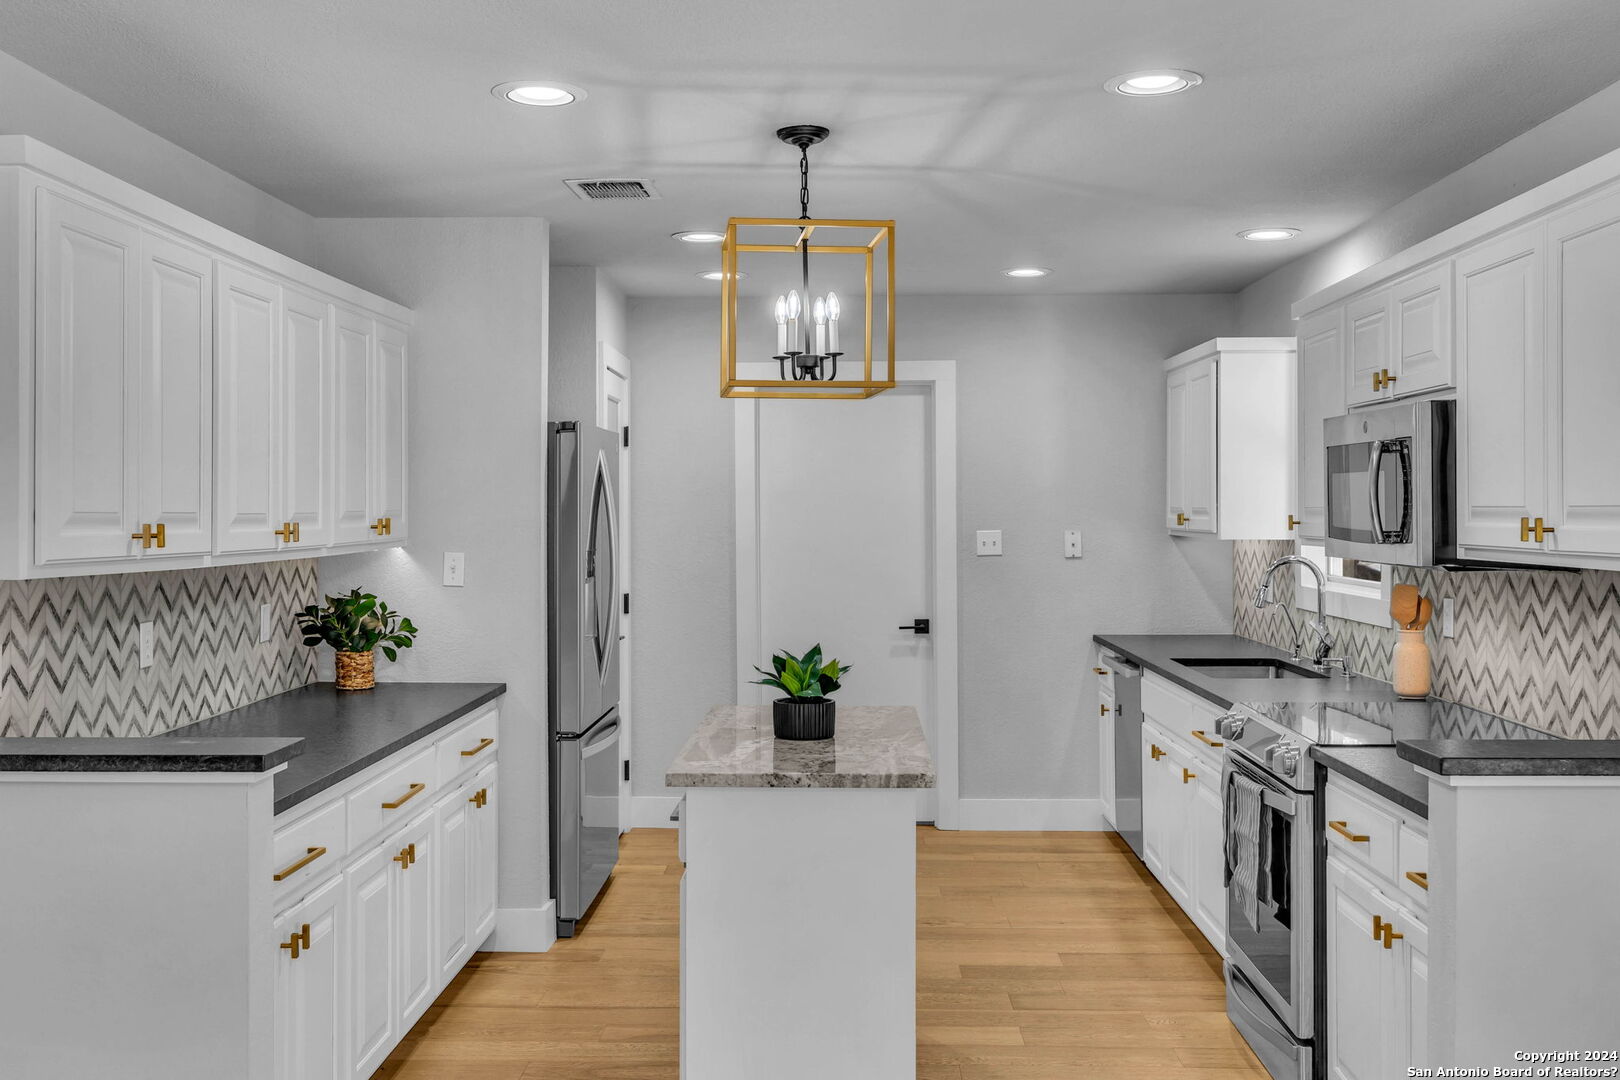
799, 144, 811, 221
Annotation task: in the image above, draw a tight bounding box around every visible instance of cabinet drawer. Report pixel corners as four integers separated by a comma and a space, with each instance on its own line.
1092, 656, 1118, 695
437, 706, 499, 786
271, 795, 346, 899
1397, 824, 1430, 908
1324, 778, 1398, 882
349, 746, 436, 850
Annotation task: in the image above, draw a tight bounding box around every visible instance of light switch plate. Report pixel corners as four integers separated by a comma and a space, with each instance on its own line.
1064, 529, 1082, 558
1442, 597, 1455, 639
138, 621, 154, 669
443, 552, 466, 587
258, 603, 273, 644
976, 530, 1002, 557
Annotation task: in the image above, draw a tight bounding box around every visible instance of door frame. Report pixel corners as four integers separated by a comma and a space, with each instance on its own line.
732, 360, 960, 830
598, 342, 632, 833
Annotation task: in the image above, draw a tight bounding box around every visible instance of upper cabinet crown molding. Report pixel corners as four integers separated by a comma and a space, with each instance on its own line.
0, 139, 412, 580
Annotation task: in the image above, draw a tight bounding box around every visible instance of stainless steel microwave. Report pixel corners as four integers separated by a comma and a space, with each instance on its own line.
1323, 400, 1454, 568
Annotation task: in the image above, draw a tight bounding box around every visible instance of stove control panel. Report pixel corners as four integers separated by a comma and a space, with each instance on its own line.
1265, 740, 1302, 779
1215, 712, 1248, 740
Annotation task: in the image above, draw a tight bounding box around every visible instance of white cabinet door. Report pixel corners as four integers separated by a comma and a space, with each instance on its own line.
1344, 289, 1393, 408
1140, 724, 1168, 880
1390, 906, 1429, 1075
34, 191, 142, 564
1456, 226, 1547, 556
1391, 262, 1453, 398
374, 320, 408, 542
1098, 687, 1116, 830
1189, 767, 1226, 955
273, 872, 345, 1080
215, 264, 283, 554
434, 785, 474, 986
1545, 191, 1620, 560
1166, 365, 1188, 532
138, 231, 212, 557
396, 811, 437, 1030
1157, 741, 1193, 909
282, 287, 332, 549
346, 842, 398, 1080
1167, 357, 1217, 533
332, 307, 376, 546
1325, 857, 1394, 1080
470, 763, 499, 944
1297, 308, 1344, 540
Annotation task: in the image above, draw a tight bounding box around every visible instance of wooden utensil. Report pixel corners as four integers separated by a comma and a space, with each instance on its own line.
1391, 584, 1420, 629
1414, 596, 1433, 631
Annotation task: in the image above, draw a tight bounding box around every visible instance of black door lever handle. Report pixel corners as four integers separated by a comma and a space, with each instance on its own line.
898, 618, 931, 635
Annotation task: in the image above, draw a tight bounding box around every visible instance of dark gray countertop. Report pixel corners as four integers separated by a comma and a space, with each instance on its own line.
1092, 634, 1404, 709
0, 682, 505, 816
1312, 746, 1431, 817
1398, 739, 1620, 777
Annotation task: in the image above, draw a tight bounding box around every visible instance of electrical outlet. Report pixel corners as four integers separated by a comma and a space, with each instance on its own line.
259, 603, 273, 644
976, 530, 1003, 557
1442, 597, 1456, 639
1064, 529, 1083, 558
138, 621, 154, 669
443, 551, 466, 587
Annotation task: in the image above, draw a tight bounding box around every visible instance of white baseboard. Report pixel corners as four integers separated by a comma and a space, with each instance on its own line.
956, 798, 1109, 831
485, 901, 557, 952
630, 794, 683, 829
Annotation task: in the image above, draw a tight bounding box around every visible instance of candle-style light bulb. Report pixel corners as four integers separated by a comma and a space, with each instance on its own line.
825, 292, 840, 353
786, 290, 801, 353
813, 296, 828, 357
773, 295, 788, 356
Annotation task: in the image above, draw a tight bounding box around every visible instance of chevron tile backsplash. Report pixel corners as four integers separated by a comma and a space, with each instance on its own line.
1233, 540, 1620, 740
0, 561, 319, 738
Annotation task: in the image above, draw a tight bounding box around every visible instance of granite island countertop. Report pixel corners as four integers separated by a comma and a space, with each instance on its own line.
0, 681, 506, 815
666, 705, 935, 789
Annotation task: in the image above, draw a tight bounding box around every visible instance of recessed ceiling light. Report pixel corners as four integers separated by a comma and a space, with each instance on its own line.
492, 81, 586, 107
1238, 227, 1302, 242
673, 230, 726, 244
1003, 266, 1052, 278
1104, 70, 1204, 97
697, 270, 744, 281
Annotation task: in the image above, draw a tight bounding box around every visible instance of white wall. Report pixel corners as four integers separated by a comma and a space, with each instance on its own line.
0, 48, 316, 262
311, 219, 552, 916
629, 293, 1238, 802
1238, 77, 1620, 334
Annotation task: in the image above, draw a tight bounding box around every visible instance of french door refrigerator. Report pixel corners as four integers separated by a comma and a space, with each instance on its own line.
547, 420, 622, 938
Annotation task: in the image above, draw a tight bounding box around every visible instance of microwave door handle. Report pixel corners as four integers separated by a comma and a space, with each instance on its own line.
1367, 442, 1386, 539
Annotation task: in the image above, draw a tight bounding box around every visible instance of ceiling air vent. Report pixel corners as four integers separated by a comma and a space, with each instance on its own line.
565, 178, 661, 201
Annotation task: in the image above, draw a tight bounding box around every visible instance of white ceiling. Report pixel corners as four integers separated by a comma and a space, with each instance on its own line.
5, 0, 1620, 296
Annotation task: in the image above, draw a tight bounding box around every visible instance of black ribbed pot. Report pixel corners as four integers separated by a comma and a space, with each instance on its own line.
772, 697, 836, 740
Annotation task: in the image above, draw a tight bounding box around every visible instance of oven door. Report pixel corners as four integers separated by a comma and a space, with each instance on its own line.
1223, 750, 1314, 1042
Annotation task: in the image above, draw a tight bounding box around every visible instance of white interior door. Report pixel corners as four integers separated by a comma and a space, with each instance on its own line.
598, 343, 631, 832
749, 385, 938, 822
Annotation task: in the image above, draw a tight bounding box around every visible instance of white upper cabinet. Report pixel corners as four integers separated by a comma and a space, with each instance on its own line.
1342, 264, 1454, 409
1344, 288, 1392, 408
34, 191, 142, 565
1166, 338, 1297, 540
1296, 308, 1344, 541
0, 139, 413, 578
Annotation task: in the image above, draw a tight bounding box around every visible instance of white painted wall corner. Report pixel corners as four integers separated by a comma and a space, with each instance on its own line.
486, 901, 558, 952
631, 795, 684, 829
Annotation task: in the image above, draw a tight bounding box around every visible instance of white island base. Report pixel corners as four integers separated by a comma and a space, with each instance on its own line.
681, 785, 917, 1080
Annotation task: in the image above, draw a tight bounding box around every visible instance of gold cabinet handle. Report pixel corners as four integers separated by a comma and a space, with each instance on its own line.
385, 517, 393, 535
1182, 767, 1197, 784
1191, 729, 1224, 748
275, 522, 295, 542
381, 782, 425, 809
1286, 514, 1301, 531
1099, 704, 1111, 716
1381, 368, 1397, 386
1520, 516, 1531, 543
154, 523, 166, 549
1093, 667, 1108, 676
273, 845, 328, 882
469, 787, 488, 808
1405, 870, 1429, 891
1174, 512, 1189, 526
279, 922, 311, 959
1381, 923, 1404, 950
1329, 820, 1369, 843
393, 846, 411, 869
131, 524, 156, 550
1373, 371, 1384, 391
291, 521, 301, 543
371, 518, 387, 535
1150, 744, 1165, 761
1533, 517, 1556, 543
460, 736, 495, 757
1372, 914, 1386, 941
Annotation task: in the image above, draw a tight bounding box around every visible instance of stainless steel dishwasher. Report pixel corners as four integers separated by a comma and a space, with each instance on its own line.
1102, 652, 1145, 859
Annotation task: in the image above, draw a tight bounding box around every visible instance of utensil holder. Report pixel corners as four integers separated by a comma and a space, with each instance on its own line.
1392, 629, 1431, 699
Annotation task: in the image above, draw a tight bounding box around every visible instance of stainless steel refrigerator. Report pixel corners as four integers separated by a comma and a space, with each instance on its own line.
547, 420, 622, 938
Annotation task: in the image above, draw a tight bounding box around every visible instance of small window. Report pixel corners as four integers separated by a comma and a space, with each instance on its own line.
1296, 544, 1391, 627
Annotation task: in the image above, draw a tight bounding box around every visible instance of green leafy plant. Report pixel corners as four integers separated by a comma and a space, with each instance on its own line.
752, 644, 850, 701
295, 588, 419, 662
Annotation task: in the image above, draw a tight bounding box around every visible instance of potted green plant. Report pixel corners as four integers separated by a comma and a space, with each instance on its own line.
752, 644, 851, 740
295, 588, 419, 691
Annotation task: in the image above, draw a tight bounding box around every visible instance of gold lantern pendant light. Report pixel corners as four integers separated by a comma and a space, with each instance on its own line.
718, 125, 896, 399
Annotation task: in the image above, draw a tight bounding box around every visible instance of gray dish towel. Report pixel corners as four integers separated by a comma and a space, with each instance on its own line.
1226, 772, 1265, 932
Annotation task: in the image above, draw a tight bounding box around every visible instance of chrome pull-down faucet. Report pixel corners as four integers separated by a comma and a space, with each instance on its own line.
1254, 555, 1354, 676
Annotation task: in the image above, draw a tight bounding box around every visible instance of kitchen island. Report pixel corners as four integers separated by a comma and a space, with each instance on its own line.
668, 704, 934, 1080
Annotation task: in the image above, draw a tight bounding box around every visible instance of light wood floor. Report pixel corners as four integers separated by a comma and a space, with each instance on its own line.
378, 828, 1268, 1079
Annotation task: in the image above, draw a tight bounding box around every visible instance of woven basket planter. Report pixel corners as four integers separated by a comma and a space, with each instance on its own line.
335, 650, 376, 691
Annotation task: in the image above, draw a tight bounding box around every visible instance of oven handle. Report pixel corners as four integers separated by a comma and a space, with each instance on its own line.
1225, 752, 1300, 816
1368, 441, 1386, 540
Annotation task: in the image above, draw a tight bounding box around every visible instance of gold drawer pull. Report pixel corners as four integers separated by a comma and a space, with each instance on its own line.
130, 523, 167, 549
1150, 744, 1166, 761
392, 842, 418, 869
460, 736, 495, 757
1182, 767, 1196, 784
273, 845, 328, 882
1093, 667, 1108, 675
1533, 517, 1555, 543
468, 787, 488, 808
1381, 923, 1403, 950
279, 922, 311, 959
382, 782, 425, 809
1099, 704, 1111, 717
1405, 870, 1429, 891
154, 523, 166, 549
1329, 820, 1369, 843
1381, 368, 1397, 387
1191, 729, 1223, 748
1520, 516, 1531, 543
275, 522, 294, 542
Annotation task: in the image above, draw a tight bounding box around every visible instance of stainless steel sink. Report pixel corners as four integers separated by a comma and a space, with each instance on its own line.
1171, 657, 1328, 680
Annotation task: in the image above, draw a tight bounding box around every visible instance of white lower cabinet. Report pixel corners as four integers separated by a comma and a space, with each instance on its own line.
1139, 703, 1225, 955
396, 811, 439, 1032
345, 840, 400, 1079
470, 764, 499, 944
1098, 683, 1116, 829
274, 873, 346, 1080
1325, 856, 1429, 1080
